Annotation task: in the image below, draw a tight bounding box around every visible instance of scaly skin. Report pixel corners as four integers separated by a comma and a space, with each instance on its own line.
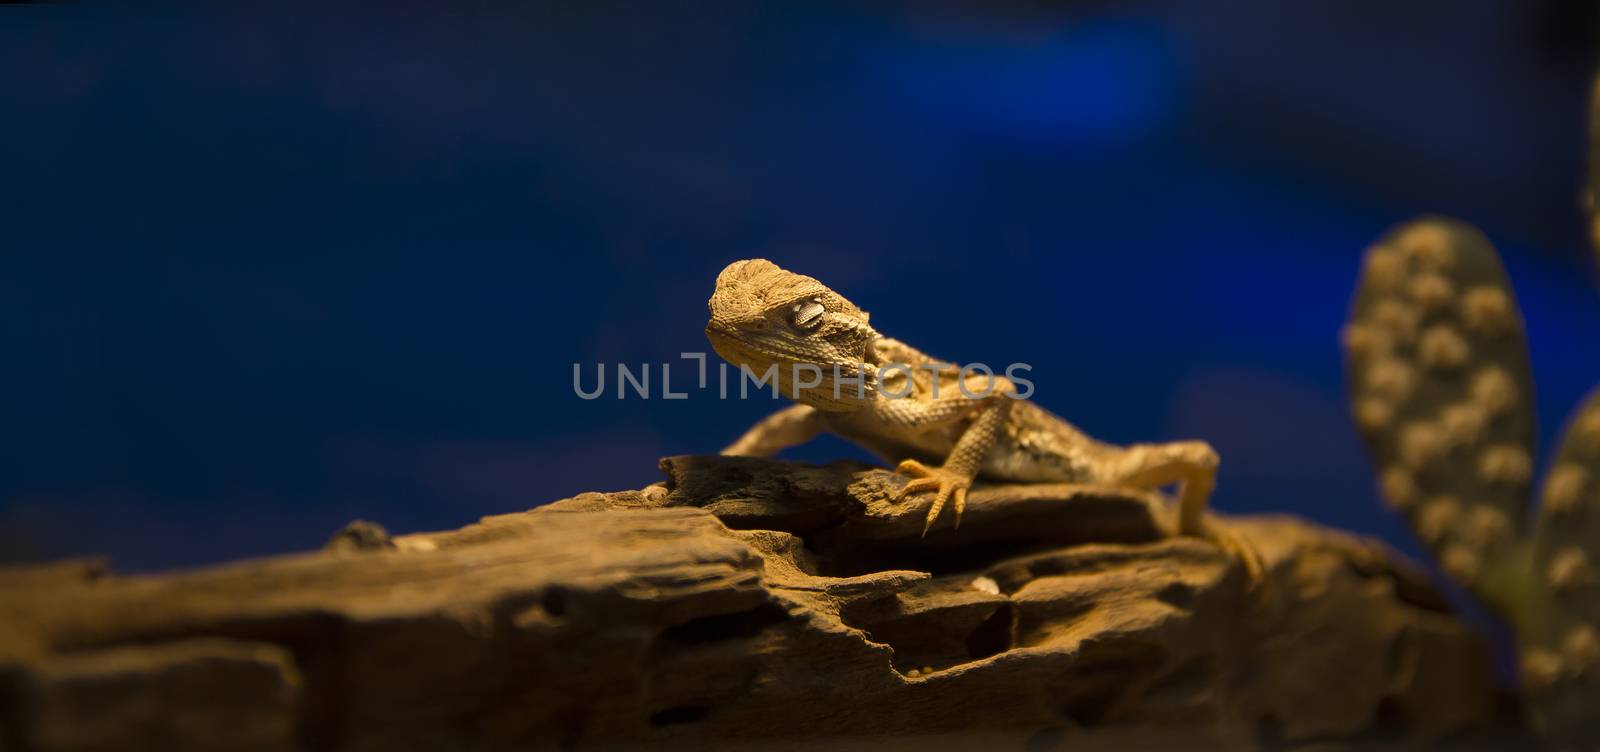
705, 259, 1257, 578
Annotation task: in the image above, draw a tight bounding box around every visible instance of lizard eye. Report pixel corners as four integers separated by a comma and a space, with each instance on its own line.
790, 298, 825, 332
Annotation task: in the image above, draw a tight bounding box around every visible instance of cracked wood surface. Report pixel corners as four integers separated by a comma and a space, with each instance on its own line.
0, 456, 1506, 750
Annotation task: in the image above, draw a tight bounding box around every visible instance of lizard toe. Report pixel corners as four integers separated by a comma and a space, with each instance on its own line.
922, 483, 957, 537
1204, 523, 1265, 588
894, 476, 943, 501
893, 460, 975, 536
952, 486, 967, 530
895, 459, 935, 477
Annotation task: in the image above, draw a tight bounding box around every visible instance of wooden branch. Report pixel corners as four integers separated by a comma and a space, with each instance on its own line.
0, 456, 1510, 750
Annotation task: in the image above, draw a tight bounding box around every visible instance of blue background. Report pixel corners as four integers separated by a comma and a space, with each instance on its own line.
2, 1, 1598, 577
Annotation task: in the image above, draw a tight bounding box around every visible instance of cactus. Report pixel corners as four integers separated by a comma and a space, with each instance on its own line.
1344, 220, 1534, 593
1343, 74, 1600, 745
1345, 220, 1600, 743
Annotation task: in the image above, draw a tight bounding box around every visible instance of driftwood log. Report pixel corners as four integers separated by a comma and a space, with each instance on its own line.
0, 456, 1513, 750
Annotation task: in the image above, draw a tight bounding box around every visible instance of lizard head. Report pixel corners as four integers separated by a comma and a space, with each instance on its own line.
706, 259, 880, 411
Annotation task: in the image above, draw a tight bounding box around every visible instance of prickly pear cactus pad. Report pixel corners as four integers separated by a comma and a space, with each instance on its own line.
1345, 217, 1600, 747
1520, 388, 1600, 742
1343, 218, 1535, 595
1536, 390, 1600, 611
1528, 389, 1600, 666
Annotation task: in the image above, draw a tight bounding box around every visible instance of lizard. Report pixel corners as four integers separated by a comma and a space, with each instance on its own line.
705, 258, 1261, 579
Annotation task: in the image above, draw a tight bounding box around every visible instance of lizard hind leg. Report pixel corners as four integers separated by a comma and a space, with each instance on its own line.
1095, 441, 1263, 583
1094, 440, 1218, 536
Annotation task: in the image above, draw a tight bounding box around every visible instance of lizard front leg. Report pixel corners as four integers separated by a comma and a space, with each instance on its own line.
722, 404, 826, 457
877, 383, 1013, 535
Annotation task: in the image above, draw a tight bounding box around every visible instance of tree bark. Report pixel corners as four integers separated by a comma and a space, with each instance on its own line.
0, 456, 1512, 750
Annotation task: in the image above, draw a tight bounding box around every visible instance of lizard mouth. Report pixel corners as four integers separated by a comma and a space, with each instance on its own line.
704, 322, 775, 368
705, 321, 826, 367
704, 320, 740, 340
705, 317, 876, 368
705, 320, 879, 409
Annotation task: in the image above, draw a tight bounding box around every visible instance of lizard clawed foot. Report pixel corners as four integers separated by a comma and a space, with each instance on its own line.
893, 459, 972, 536
1199, 521, 1265, 587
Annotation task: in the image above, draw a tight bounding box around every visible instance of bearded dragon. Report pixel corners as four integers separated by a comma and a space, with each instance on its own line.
706, 259, 1258, 577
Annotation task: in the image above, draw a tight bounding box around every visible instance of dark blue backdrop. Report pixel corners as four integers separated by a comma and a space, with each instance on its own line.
3, 1, 1598, 573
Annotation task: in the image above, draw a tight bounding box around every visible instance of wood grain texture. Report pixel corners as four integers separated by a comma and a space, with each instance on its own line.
0, 456, 1505, 750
